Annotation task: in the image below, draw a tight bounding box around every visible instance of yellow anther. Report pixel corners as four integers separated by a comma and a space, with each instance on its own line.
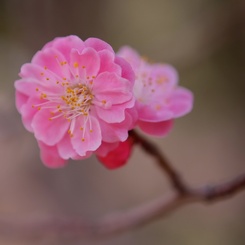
36, 88, 39, 91
80, 127, 83, 130
41, 93, 47, 99
81, 138, 85, 142
73, 62, 79, 68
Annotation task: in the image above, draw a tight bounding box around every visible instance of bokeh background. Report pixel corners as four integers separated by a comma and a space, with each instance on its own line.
0, 0, 245, 244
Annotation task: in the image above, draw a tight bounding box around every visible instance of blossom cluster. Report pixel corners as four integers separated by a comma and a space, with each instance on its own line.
15, 36, 193, 169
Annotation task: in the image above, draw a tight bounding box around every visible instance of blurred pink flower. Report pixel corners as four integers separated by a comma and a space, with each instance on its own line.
118, 46, 193, 136
15, 36, 136, 168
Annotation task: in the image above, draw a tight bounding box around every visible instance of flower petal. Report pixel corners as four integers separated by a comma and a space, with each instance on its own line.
38, 141, 67, 168
115, 56, 135, 83
167, 87, 194, 117
98, 50, 121, 75
15, 90, 28, 112
57, 133, 77, 160
137, 103, 174, 122
70, 47, 100, 79
95, 141, 119, 157
43, 35, 85, 62
98, 115, 132, 142
117, 46, 141, 71
20, 97, 42, 132
32, 109, 69, 145
97, 137, 134, 169
71, 116, 102, 156
84, 38, 113, 52
32, 48, 71, 80
138, 119, 174, 137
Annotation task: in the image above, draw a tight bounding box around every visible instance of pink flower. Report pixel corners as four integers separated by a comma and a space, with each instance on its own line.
15, 36, 136, 168
97, 136, 134, 169
118, 46, 193, 136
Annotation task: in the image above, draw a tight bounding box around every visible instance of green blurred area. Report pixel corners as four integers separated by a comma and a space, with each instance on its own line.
0, 0, 245, 244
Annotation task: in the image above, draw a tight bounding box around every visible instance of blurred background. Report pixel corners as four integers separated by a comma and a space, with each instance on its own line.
0, 0, 245, 244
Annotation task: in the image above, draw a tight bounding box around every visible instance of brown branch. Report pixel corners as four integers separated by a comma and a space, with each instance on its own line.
1, 131, 245, 240
130, 130, 189, 194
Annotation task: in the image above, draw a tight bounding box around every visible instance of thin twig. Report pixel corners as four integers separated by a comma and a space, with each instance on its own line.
1, 131, 245, 240
130, 130, 189, 194
0, 175, 245, 239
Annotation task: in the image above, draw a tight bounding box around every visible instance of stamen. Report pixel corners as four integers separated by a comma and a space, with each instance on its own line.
33, 82, 94, 139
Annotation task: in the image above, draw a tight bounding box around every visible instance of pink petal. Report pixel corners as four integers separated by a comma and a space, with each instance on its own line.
97, 137, 134, 169
98, 50, 121, 75
57, 133, 77, 160
150, 64, 178, 90
167, 87, 194, 117
117, 46, 141, 71
20, 97, 42, 132
71, 116, 102, 156
93, 72, 134, 113
38, 141, 67, 168
98, 116, 131, 142
15, 78, 40, 96
137, 103, 174, 122
32, 109, 69, 146
15, 90, 28, 112
114, 56, 135, 83
84, 38, 113, 52
70, 47, 100, 79
32, 48, 71, 80
43, 35, 85, 62
15, 78, 60, 97
138, 119, 174, 137
96, 102, 134, 123
95, 141, 119, 157
19, 64, 64, 93
93, 72, 132, 94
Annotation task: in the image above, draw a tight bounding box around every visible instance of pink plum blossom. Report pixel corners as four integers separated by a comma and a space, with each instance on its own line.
117, 46, 193, 137
15, 36, 137, 168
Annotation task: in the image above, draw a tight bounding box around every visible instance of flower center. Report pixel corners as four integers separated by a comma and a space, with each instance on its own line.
33, 81, 94, 122
61, 84, 94, 118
